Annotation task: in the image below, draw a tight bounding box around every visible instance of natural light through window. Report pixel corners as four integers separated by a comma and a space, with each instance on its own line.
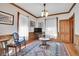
45, 19, 57, 39
19, 14, 29, 40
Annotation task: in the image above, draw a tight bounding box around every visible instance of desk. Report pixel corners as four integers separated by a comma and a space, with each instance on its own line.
0, 35, 12, 55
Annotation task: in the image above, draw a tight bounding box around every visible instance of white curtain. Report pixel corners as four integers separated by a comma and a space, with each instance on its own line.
19, 14, 29, 40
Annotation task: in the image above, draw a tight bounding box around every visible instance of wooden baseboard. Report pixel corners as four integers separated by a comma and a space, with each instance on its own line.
28, 32, 37, 43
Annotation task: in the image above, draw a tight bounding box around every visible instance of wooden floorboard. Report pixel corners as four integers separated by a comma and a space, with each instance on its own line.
64, 43, 79, 56
22, 40, 79, 56
50, 39, 79, 56
0, 40, 79, 56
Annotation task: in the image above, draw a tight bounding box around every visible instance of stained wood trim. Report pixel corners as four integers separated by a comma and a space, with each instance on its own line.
37, 12, 69, 18
10, 3, 76, 19
56, 17, 58, 38
69, 14, 75, 43
68, 3, 76, 13
10, 3, 37, 18
17, 12, 19, 32
37, 3, 76, 18
0, 11, 14, 16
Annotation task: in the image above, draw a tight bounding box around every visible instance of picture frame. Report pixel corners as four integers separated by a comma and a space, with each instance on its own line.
0, 11, 14, 25
38, 22, 43, 28
30, 21, 35, 27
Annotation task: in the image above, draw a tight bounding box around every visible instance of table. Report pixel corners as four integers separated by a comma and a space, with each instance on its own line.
0, 35, 11, 55
39, 37, 50, 49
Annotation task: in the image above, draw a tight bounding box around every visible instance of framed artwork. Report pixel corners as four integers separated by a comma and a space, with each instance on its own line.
0, 11, 14, 25
38, 22, 43, 28
30, 21, 35, 27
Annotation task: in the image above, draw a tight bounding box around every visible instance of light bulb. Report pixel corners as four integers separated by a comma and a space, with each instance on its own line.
41, 11, 44, 17
45, 11, 48, 17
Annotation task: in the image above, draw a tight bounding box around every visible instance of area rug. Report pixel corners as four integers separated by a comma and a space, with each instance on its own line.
11, 41, 69, 56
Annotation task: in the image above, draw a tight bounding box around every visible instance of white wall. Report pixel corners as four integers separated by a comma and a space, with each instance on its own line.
37, 12, 71, 32
0, 3, 36, 35
73, 4, 79, 35
0, 3, 79, 36
36, 3, 79, 36
45, 18, 57, 38
68, 3, 79, 35
37, 15, 70, 39
37, 13, 71, 36
0, 3, 17, 35
29, 18, 36, 32
37, 3, 79, 43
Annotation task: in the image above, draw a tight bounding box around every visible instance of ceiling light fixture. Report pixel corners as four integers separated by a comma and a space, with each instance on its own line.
41, 3, 48, 17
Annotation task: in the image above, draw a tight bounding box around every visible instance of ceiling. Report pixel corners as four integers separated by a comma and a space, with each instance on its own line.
15, 3, 74, 18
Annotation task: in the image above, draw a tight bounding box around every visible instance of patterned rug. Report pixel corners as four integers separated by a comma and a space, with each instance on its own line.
11, 41, 69, 56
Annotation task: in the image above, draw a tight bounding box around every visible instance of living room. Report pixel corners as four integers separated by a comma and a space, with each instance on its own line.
0, 3, 79, 56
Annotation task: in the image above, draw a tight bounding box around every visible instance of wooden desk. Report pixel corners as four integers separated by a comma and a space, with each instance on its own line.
0, 35, 12, 55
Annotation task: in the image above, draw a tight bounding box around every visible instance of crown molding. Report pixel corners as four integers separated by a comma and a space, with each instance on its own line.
68, 3, 76, 13
10, 3, 76, 19
37, 3, 76, 18
37, 11, 69, 18
10, 3, 37, 18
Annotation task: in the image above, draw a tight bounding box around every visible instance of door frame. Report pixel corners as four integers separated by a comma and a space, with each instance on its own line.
59, 14, 75, 43
69, 14, 75, 43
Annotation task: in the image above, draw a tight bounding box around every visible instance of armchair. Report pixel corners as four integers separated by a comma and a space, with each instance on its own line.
13, 32, 26, 47
7, 32, 26, 56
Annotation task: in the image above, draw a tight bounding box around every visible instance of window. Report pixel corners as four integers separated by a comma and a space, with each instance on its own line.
45, 19, 57, 39
19, 13, 29, 40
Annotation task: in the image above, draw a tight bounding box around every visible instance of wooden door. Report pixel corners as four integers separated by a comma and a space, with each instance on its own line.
69, 15, 74, 43
59, 20, 70, 43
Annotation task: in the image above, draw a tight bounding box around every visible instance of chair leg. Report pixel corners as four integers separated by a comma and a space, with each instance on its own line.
7, 47, 9, 56
15, 47, 17, 56
25, 42, 27, 48
19, 45, 21, 52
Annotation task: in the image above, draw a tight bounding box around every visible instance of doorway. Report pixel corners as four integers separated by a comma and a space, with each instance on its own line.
59, 20, 70, 42
59, 15, 74, 43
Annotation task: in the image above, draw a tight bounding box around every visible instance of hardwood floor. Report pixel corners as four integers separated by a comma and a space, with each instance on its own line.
11, 40, 79, 56
50, 39, 79, 56
0, 39, 79, 56
64, 43, 79, 56
0, 48, 5, 55
25, 39, 79, 56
